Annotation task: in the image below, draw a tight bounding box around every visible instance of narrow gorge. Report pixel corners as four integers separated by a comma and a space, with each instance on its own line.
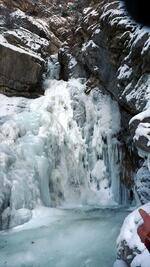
0, 1, 150, 267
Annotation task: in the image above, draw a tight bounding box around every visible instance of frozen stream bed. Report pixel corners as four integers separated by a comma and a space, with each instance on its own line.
0, 207, 128, 267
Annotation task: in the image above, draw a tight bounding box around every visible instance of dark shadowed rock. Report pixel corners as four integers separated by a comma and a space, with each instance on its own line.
135, 162, 150, 204
58, 46, 87, 81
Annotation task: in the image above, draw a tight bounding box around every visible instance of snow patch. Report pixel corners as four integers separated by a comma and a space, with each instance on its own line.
82, 40, 98, 52
117, 203, 150, 267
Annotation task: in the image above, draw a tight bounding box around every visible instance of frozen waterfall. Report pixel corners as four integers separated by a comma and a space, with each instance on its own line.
0, 59, 128, 229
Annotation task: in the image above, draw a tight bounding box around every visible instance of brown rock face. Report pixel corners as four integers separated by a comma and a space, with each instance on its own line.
0, 2, 48, 97
0, 0, 91, 97
0, 0, 78, 97
0, 43, 45, 98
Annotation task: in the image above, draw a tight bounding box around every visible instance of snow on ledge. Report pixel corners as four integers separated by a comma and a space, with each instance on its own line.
82, 40, 98, 52
130, 109, 150, 125
0, 35, 44, 62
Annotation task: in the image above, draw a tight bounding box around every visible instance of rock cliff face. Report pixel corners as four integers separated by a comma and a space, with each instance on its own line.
58, 0, 148, 198
0, 0, 72, 97
1, 0, 150, 265
60, 0, 150, 201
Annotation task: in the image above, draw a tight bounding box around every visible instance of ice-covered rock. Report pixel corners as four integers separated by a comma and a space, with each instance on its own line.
62, 0, 150, 115
135, 162, 150, 204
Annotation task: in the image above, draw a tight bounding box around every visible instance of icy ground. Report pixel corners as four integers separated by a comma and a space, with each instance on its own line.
0, 207, 128, 267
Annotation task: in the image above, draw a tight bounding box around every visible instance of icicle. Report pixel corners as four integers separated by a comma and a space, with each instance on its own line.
0, 67, 130, 228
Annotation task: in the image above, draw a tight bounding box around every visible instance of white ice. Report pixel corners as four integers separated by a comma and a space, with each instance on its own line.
0, 65, 123, 229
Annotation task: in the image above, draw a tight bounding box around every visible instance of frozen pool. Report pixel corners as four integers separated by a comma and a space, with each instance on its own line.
0, 207, 128, 267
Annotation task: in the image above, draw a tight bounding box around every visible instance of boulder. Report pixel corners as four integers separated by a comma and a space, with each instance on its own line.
130, 117, 150, 153
0, 42, 45, 97
0, 2, 63, 97
116, 203, 150, 266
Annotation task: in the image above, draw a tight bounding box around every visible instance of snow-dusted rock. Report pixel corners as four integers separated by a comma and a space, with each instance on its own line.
135, 162, 150, 204
68, 0, 150, 115
116, 203, 150, 267
0, 5, 48, 97
130, 115, 150, 153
